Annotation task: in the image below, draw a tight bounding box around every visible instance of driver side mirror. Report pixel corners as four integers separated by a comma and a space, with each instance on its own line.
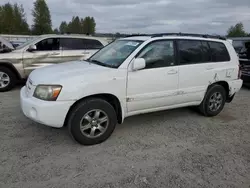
27, 44, 37, 52
132, 58, 146, 71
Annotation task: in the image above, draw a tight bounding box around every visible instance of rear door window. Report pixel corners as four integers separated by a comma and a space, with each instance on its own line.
60, 38, 85, 50
61, 38, 104, 50
200, 41, 211, 62
177, 40, 206, 65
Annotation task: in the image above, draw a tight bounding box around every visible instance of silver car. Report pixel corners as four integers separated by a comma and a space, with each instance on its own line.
0, 34, 108, 92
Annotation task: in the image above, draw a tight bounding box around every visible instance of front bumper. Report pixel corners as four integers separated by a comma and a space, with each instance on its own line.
20, 86, 75, 128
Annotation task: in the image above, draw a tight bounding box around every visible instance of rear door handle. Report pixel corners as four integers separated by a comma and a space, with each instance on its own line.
81, 52, 90, 54
167, 69, 178, 75
50, 52, 60, 55
206, 67, 214, 70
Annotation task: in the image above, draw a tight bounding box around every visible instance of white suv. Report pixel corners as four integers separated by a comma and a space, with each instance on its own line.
20, 33, 243, 145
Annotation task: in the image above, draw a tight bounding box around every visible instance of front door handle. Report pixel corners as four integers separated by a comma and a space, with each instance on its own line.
167, 69, 178, 75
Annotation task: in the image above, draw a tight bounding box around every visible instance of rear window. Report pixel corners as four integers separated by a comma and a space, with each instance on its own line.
208, 42, 230, 62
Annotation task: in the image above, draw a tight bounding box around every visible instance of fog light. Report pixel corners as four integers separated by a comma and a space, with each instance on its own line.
30, 107, 37, 119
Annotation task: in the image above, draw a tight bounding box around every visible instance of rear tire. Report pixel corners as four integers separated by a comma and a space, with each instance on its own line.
199, 84, 226, 117
68, 98, 117, 145
0, 66, 17, 92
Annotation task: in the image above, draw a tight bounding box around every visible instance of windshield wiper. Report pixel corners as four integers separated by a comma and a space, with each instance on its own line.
89, 59, 116, 68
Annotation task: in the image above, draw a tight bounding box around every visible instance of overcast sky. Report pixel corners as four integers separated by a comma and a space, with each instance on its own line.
2, 0, 250, 34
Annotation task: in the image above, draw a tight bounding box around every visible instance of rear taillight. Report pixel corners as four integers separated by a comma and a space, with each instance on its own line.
238, 64, 242, 79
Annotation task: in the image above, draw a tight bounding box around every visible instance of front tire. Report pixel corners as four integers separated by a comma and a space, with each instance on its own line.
0, 66, 17, 92
199, 84, 226, 117
68, 98, 117, 145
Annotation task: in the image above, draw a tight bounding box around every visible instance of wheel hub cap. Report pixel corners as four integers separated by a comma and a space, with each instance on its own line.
209, 92, 223, 112
0, 71, 10, 88
91, 120, 98, 126
80, 109, 109, 138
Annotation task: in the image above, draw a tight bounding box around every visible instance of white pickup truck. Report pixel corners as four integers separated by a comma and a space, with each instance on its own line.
20, 33, 243, 145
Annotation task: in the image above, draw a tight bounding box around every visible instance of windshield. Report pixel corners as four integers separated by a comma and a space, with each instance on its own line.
88, 40, 143, 68
15, 37, 41, 50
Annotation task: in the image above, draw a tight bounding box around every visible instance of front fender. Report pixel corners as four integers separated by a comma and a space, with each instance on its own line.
0, 61, 24, 79
57, 74, 128, 120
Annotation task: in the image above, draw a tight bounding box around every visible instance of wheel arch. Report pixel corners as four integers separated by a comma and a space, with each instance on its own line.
0, 62, 22, 80
64, 93, 124, 127
206, 81, 231, 102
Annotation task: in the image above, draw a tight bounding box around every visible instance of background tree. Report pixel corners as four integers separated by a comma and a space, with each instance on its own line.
0, 3, 29, 34
67, 16, 81, 33
59, 21, 68, 33
13, 3, 30, 34
53, 28, 59, 34
82, 16, 96, 34
31, 0, 52, 35
0, 3, 14, 34
60, 16, 96, 34
227, 22, 247, 37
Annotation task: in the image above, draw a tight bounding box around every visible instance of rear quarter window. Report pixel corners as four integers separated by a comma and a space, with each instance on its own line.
208, 41, 230, 62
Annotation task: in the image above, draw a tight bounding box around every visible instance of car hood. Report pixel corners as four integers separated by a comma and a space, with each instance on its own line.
29, 61, 112, 85
0, 36, 14, 50
0, 50, 23, 59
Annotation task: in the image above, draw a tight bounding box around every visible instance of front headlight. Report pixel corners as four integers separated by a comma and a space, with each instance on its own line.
33, 85, 62, 101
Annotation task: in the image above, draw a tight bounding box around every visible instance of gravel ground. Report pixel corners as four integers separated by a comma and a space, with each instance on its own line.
0, 86, 250, 188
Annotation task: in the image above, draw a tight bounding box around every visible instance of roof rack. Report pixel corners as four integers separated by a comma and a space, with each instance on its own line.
124, 34, 150, 38
150, 33, 226, 40
124, 33, 226, 40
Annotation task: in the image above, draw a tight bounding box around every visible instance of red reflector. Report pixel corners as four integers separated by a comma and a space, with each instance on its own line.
238, 65, 242, 79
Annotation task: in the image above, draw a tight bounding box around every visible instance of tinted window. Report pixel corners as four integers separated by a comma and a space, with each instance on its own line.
208, 42, 230, 62
178, 40, 205, 65
36, 38, 60, 51
61, 38, 103, 50
84, 39, 103, 49
61, 38, 85, 50
201, 41, 211, 62
137, 40, 175, 69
